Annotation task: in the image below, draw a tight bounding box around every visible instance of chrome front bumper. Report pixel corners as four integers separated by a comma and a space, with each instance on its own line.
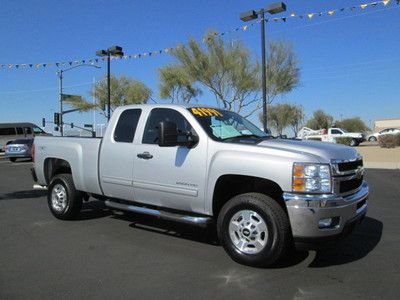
283, 181, 368, 241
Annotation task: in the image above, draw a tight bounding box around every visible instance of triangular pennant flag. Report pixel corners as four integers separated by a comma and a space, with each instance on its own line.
340, 8, 345, 11
243, 25, 248, 31
42, 64, 47, 67
15, 65, 19, 69
360, 4, 368, 9
318, 12, 323, 16
307, 13, 315, 19
36, 64, 42, 68
328, 10, 335, 15
8, 64, 13, 68
383, 0, 390, 5
29, 64, 33, 68
21, 64, 27, 68
47, 63, 53, 67
371, 2, 378, 7
290, 12, 296, 17
69, 62, 73, 65
56, 63, 60, 67
220, 32, 225, 36
282, 17, 286, 22
95, 59, 99, 63
273, 18, 279, 22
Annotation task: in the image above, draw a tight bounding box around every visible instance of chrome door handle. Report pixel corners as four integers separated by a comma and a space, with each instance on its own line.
137, 152, 153, 160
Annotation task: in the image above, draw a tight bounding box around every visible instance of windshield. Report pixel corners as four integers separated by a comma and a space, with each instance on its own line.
188, 107, 268, 142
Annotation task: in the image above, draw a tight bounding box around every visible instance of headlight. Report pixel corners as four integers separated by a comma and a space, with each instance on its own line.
292, 163, 331, 193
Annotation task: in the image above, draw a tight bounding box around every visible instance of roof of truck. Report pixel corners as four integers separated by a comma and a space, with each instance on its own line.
117, 103, 218, 109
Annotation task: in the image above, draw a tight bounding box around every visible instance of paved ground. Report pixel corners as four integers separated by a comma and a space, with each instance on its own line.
356, 142, 400, 169
0, 159, 399, 299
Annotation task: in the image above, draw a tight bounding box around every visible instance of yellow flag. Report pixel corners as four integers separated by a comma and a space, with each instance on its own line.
360, 4, 368, 9
383, 0, 390, 6
307, 13, 315, 19
328, 10, 335, 15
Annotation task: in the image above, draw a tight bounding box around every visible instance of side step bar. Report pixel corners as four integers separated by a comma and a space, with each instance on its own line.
105, 200, 212, 227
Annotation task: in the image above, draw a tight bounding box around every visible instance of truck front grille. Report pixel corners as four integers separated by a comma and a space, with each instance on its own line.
339, 176, 363, 194
337, 159, 363, 172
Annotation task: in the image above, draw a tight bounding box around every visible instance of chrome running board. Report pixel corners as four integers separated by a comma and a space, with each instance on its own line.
105, 200, 212, 227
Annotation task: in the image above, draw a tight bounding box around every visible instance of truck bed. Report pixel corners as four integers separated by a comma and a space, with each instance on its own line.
34, 136, 103, 195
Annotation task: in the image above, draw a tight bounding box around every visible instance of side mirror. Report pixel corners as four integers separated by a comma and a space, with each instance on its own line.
158, 121, 179, 147
158, 121, 199, 148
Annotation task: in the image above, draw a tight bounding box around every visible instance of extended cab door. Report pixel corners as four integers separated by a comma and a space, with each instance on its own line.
99, 109, 142, 200
132, 108, 207, 214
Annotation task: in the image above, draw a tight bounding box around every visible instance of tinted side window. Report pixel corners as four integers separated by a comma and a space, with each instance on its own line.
24, 127, 32, 134
0, 128, 16, 135
114, 109, 142, 143
142, 108, 194, 144
16, 127, 23, 134
331, 129, 342, 134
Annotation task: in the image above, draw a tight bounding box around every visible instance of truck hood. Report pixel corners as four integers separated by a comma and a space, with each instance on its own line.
256, 138, 359, 163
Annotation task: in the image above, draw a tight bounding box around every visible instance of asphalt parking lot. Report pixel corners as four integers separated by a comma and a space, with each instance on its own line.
0, 158, 399, 299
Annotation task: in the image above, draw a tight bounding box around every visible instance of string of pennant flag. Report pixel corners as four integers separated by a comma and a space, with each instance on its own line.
1, 0, 398, 70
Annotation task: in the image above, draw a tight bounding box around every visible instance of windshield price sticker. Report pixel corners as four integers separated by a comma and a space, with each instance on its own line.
190, 107, 223, 117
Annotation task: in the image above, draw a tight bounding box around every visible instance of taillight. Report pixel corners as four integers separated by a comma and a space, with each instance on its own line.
31, 144, 35, 162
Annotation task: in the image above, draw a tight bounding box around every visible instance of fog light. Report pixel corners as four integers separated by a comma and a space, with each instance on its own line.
319, 217, 340, 229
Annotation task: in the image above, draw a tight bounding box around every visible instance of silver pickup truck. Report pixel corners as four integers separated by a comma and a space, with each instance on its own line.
32, 104, 368, 267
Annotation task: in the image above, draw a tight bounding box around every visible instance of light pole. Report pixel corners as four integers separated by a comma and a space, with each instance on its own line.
240, 2, 286, 133
95, 46, 124, 122
57, 63, 101, 136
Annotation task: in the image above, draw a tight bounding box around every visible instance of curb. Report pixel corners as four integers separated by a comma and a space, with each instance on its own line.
364, 162, 400, 169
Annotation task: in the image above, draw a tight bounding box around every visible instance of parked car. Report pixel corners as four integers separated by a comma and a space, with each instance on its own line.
367, 128, 400, 142
5, 138, 34, 162
0, 122, 49, 152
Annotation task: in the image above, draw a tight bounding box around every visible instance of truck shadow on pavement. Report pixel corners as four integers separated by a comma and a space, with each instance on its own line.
308, 217, 383, 268
0, 189, 46, 200
111, 212, 383, 268
78, 200, 112, 220
111, 212, 220, 246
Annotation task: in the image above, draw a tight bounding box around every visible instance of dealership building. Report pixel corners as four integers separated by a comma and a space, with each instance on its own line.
374, 118, 400, 132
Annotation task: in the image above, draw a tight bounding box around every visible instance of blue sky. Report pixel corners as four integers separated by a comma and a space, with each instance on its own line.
0, 0, 399, 133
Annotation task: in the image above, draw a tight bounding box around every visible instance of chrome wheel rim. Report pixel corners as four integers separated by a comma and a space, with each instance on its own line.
229, 210, 268, 254
51, 184, 67, 212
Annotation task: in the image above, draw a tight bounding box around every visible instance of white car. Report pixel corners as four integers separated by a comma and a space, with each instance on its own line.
367, 128, 400, 142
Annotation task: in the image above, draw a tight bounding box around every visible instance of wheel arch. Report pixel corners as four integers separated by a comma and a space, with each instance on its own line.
44, 157, 72, 185
212, 174, 287, 218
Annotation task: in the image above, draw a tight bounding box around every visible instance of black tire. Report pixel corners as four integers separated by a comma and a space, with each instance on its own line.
368, 136, 377, 142
9, 157, 16, 162
350, 139, 359, 147
47, 174, 82, 220
217, 193, 291, 267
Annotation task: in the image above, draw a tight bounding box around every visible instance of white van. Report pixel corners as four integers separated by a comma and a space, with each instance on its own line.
0, 122, 50, 151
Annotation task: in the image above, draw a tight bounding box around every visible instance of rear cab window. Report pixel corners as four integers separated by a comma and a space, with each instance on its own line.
114, 109, 142, 143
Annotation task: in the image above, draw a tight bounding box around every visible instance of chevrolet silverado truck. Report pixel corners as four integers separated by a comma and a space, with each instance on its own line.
32, 104, 368, 267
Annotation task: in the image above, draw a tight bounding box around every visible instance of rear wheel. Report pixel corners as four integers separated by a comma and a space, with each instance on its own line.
47, 174, 82, 220
9, 157, 16, 162
350, 139, 359, 147
217, 193, 291, 267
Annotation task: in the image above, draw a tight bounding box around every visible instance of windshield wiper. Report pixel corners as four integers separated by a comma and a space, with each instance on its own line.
220, 134, 265, 142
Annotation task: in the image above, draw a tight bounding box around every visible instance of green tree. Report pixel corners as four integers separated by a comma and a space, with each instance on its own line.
260, 103, 304, 135
160, 32, 300, 117
305, 110, 334, 130
335, 117, 370, 133
287, 104, 305, 136
158, 65, 201, 103
265, 41, 300, 105
64, 75, 152, 113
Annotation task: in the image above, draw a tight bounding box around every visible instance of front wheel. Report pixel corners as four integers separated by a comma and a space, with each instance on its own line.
47, 174, 82, 220
217, 193, 291, 267
368, 136, 377, 142
9, 157, 16, 162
